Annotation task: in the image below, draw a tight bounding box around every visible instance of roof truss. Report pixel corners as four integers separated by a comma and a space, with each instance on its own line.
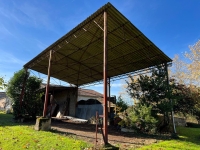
24, 2, 172, 86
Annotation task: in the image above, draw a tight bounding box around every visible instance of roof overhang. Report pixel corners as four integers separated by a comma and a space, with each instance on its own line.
24, 2, 172, 86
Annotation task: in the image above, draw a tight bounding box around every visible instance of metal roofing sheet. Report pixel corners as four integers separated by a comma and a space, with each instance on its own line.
24, 2, 172, 86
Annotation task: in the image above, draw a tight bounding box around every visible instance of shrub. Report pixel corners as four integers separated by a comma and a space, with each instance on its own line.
119, 103, 158, 133
6, 69, 43, 119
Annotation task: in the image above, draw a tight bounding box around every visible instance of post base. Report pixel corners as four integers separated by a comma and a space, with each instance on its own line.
34, 117, 51, 131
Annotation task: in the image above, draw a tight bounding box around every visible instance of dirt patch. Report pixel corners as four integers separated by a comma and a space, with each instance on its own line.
51, 119, 170, 149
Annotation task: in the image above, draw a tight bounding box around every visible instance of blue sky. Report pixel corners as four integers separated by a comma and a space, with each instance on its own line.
0, 0, 200, 99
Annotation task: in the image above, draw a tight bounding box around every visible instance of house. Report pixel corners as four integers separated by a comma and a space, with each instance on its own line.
76, 88, 104, 120
41, 84, 116, 120
0, 92, 11, 111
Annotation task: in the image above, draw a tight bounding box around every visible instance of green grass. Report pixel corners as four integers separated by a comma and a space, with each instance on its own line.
0, 113, 91, 150
1, 112, 200, 150
136, 126, 200, 150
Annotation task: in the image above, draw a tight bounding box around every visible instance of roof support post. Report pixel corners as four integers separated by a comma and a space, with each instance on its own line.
43, 50, 53, 117
103, 10, 108, 144
165, 63, 177, 136
108, 77, 110, 114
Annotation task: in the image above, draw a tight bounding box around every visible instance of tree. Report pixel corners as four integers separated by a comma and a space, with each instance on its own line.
6, 69, 43, 119
118, 103, 157, 133
172, 79, 197, 115
116, 95, 128, 112
128, 103, 157, 133
171, 40, 200, 123
126, 64, 175, 129
0, 76, 7, 90
172, 40, 200, 86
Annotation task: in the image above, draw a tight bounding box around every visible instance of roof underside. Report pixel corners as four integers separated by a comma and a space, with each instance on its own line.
24, 2, 172, 86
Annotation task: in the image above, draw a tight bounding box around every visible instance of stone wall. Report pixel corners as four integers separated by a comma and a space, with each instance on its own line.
157, 115, 186, 127
174, 117, 186, 126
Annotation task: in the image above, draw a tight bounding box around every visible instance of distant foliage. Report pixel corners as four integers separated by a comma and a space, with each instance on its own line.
172, 40, 200, 86
171, 40, 200, 124
6, 69, 43, 119
116, 95, 128, 112
0, 76, 7, 90
172, 79, 198, 115
167, 78, 200, 124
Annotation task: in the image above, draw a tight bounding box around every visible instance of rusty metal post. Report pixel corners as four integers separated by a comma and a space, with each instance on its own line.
43, 50, 53, 117
75, 86, 78, 115
103, 10, 108, 144
95, 111, 98, 146
108, 78, 110, 114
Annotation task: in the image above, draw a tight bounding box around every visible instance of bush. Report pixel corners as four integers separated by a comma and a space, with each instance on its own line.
119, 103, 158, 133
6, 69, 43, 119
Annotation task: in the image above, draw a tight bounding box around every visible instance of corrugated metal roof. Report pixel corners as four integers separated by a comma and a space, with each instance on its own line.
24, 2, 172, 86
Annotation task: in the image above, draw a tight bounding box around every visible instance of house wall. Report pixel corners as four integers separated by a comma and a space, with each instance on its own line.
76, 104, 103, 120
0, 92, 11, 110
52, 89, 77, 117
49, 88, 104, 119
76, 96, 103, 120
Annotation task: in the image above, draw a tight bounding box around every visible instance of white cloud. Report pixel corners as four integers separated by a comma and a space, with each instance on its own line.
0, 23, 14, 37
35, 39, 48, 51
17, 3, 50, 28
0, 1, 55, 30
0, 50, 25, 65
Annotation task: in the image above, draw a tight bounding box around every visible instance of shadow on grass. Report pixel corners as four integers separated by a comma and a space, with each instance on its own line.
52, 119, 171, 140
48, 128, 77, 137
0, 113, 35, 127
176, 126, 200, 146
101, 143, 119, 150
51, 120, 174, 149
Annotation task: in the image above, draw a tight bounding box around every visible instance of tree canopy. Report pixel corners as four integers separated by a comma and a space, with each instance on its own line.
116, 95, 128, 113
6, 69, 43, 119
171, 40, 200, 123
125, 64, 176, 132
126, 64, 173, 116
172, 40, 200, 86
0, 76, 7, 90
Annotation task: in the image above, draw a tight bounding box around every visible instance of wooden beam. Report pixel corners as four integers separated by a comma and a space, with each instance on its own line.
43, 50, 53, 117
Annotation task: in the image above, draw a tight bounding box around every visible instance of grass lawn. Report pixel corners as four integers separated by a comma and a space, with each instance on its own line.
1, 112, 200, 150
0, 112, 91, 150
136, 126, 200, 150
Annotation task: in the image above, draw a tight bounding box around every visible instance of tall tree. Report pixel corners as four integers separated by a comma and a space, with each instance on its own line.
6, 69, 43, 119
126, 64, 174, 127
171, 40, 200, 123
172, 79, 197, 115
172, 40, 200, 86
184, 40, 200, 85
